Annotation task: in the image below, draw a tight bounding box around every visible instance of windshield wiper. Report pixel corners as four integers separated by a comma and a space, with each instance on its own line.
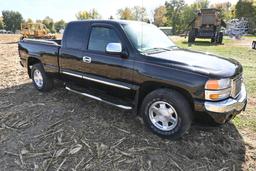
142, 47, 171, 53
141, 46, 177, 54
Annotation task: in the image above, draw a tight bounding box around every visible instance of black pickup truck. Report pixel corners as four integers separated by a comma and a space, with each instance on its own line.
18, 20, 247, 139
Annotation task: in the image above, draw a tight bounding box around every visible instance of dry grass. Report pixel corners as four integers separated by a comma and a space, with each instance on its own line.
0, 34, 255, 170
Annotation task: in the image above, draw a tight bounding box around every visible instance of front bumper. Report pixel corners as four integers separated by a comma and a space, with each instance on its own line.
204, 84, 247, 123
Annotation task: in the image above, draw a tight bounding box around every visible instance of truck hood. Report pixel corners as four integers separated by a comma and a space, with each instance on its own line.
147, 49, 242, 78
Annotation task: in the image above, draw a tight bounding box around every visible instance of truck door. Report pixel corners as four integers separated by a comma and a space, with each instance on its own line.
59, 22, 136, 100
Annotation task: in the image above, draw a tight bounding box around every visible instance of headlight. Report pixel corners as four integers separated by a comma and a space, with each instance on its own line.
205, 78, 231, 101
205, 78, 231, 90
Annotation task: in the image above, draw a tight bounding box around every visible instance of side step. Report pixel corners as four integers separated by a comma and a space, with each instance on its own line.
65, 86, 133, 110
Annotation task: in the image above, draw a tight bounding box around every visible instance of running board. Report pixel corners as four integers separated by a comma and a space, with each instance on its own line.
65, 86, 132, 110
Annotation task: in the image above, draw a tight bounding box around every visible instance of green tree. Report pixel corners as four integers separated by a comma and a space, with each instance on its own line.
117, 6, 148, 21
23, 18, 34, 25
76, 9, 101, 20
179, 5, 196, 32
76, 11, 90, 20
36, 20, 42, 23
132, 6, 148, 21
90, 9, 101, 19
117, 7, 134, 20
0, 16, 4, 29
154, 6, 168, 26
235, 0, 256, 33
27, 18, 33, 23
191, 0, 209, 10
165, 0, 186, 34
54, 19, 66, 32
2, 10, 23, 32
211, 2, 233, 20
42, 16, 56, 33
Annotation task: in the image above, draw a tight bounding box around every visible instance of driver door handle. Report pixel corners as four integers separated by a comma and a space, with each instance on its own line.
83, 56, 91, 63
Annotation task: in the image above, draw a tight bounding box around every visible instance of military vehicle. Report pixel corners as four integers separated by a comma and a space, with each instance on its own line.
21, 23, 56, 39
188, 8, 226, 44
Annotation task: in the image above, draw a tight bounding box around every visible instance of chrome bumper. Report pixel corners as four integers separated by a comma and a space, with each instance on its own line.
204, 84, 247, 113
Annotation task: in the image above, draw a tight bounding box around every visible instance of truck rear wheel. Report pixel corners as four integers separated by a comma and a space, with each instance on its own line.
31, 63, 53, 92
140, 88, 192, 140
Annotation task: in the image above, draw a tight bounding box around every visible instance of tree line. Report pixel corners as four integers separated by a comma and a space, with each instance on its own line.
0, 11, 66, 33
0, 0, 256, 34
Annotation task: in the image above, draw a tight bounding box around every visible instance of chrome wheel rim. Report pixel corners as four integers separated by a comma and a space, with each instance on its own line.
149, 101, 178, 131
33, 69, 43, 88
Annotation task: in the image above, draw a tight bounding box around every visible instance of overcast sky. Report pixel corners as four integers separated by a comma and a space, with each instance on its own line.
0, 0, 238, 21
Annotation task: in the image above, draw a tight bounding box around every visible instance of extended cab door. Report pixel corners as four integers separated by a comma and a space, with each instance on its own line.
82, 24, 134, 87
59, 22, 136, 99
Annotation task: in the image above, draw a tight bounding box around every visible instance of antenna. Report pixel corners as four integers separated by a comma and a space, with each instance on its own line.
140, 0, 144, 51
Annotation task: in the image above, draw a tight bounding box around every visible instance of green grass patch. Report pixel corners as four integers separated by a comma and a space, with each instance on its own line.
234, 116, 256, 132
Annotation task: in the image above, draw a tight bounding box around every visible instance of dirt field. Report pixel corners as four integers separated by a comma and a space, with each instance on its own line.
0, 35, 255, 171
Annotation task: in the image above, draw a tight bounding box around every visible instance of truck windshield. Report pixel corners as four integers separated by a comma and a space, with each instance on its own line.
122, 22, 176, 53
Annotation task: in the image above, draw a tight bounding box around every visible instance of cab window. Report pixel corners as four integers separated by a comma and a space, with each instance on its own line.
88, 27, 121, 52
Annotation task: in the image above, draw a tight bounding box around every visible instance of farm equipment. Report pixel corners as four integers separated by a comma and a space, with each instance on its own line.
187, 8, 226, 44
225, 18, 248, 39
20, 23, 56, 39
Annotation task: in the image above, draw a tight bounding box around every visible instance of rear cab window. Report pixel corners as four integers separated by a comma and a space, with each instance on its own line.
63, 22, 89, 50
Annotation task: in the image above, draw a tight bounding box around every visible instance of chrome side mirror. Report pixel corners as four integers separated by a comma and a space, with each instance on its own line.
106, 43, 122, 54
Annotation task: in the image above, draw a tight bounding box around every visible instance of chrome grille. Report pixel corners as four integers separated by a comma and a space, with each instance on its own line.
231, 74, 242, 98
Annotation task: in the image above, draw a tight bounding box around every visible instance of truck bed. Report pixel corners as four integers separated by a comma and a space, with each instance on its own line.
18, 38, 61, 74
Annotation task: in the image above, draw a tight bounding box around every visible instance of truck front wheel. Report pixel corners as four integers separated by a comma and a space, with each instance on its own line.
140, 89, 192, 140
31, 63, 53, 92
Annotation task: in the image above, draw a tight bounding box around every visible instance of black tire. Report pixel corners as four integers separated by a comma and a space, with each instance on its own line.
31, 63, 53, 92
211, 37, 215, 43
188, 30, 195, 43
252, 42, 256, 49
140, 88, 192, 140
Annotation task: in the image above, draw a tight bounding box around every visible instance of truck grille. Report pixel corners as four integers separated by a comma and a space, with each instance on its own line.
231, 74, 242, 98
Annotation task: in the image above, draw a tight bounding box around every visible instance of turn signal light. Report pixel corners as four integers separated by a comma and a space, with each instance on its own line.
209, 94, 220, 100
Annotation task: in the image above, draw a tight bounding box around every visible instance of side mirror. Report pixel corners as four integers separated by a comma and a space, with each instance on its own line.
106, 43, 122, 54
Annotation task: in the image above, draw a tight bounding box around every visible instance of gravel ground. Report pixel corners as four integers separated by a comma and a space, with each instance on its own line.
0, 35, 255, 171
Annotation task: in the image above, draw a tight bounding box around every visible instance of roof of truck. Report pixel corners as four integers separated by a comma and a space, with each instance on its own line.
68, 19, 146, 25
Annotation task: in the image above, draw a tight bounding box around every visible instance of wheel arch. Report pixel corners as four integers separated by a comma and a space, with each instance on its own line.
27, 57, 42, 78
136, 81, 194, 114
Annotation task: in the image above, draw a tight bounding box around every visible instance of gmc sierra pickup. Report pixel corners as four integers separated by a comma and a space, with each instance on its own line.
18, 20, 247, 139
